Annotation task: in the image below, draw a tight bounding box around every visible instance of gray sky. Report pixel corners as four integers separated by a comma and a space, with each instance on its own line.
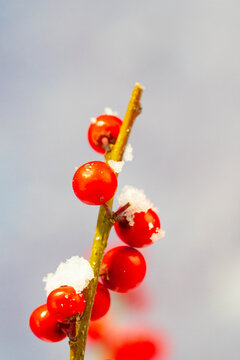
1, 1, 240, 359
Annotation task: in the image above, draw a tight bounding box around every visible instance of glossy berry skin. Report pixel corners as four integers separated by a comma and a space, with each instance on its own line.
101, 246, 146, 293
29, 304, 67, 342
72, 161, 118, 205
47, 286, 85, 322
114, 209, 160, 248
91, 282, 111, 321
88, 114, 122, 154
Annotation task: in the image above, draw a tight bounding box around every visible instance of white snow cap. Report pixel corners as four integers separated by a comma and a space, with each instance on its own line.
104, 107, 119, 116
43, 256, 94, 296
118, 185, 158, 226
108, 160, 125, 173
123, 143, 133, 162
118, 186, 165, 240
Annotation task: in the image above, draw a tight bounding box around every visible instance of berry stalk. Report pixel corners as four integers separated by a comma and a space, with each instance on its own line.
69, 83, 143, 360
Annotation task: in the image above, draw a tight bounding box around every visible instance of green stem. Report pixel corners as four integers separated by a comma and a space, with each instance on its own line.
69, 83, 143, 360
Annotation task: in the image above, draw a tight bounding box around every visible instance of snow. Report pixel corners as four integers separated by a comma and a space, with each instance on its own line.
148, 222, 154, 230
104, 107, 118, 116
118, 185, 158, 226
150, 228, 166, 242
43, 256, 94, 296
90, 117, 97, 124
108, 160, 125, 173
124, 143, 133, 161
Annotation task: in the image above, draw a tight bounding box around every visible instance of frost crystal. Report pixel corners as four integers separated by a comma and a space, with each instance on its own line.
108, 160, 125, 173
104, 107, 118, 116
43, 256, 94, 296
124, 143, 133, 162
150, 228, 166, 242
118, 185, 158, 226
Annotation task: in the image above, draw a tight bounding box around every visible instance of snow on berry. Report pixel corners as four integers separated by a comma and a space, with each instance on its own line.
123, 143, 133, 162
150, 228, 166, 242
117, 185, 158, 226
108, 160, 125, 174
104, 107, 118, 116
90, 117, 97, 124
43, 256, 94, 296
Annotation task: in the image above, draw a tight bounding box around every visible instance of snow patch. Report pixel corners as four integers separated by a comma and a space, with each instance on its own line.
124, 143, 133, 162
90, 117, 97, 124
118, 185, 158, 226
104, 107, 118, 116
108, 160, 125, 173
150, 228, 166, 242
148, 222, 154, 230
43, 256, 94, 296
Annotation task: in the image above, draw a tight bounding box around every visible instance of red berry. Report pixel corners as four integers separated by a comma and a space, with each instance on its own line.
88, 115, 122, 154
91, 282, 111, 321
29, 304, 67, 342
101, 246, 146, 293
114, 208, 160, 248
114, 336, 158, 360
72, 161, 118, 205
88, 318, 109, 342
47, 286, 85, 322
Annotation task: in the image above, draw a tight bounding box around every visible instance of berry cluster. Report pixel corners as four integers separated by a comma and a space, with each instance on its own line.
29, 109, 165, 359
29, 282, 110, 342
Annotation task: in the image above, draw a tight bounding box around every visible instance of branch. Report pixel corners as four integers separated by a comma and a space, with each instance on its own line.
69, 83, 143, 360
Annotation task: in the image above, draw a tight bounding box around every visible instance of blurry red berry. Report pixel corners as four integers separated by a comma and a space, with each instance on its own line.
114, 336, 158, 360
114, 209, 160, 248
72, 161, 118, 205
101, 246, 146, 292
29, 304, 67, 342
91, 282, 111, 321
88, 114, 122, 154
114, 330, 168, 360
47, 286, 85, 323
88, 320, 103, 341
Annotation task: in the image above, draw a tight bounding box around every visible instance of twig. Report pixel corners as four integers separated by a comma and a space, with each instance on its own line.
69, 83, 143, 360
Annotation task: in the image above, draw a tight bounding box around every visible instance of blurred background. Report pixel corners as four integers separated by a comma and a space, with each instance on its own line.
1, 0, 240, 359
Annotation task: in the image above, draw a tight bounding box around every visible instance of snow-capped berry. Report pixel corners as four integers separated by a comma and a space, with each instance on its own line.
101, 246, 146, 293
114, 208, 161, 248
88, 114, 122, 154
47, 286, 85, 323
29, 304, 67, 342
72, 161, 118, 205
91, 282, 111, 321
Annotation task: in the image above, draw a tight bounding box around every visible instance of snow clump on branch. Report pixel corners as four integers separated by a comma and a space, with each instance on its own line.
43, 256, 94, 296
124, 143, 133, 162
108, 160, 125, 173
